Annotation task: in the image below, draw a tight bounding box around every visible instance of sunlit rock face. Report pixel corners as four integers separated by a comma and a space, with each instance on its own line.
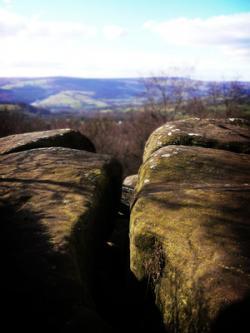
123, 174, 138, 189
120, 175, 138, 215
143, 118, 250, 162
0, 128, 95, 155
130, 119, 250, 333
0, 146, 121, 331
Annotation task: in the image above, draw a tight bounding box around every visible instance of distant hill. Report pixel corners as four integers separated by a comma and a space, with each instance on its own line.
0, 76, 249, 114
0, 77, 145, 113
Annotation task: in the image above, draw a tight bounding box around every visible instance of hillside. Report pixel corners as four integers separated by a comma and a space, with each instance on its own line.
0, 77, 145, 113
0, 77, 250, 115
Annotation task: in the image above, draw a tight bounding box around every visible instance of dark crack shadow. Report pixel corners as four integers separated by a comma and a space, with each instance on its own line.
211, 293, 250, 333
0, 198, 111, 332
93, 213, 166, 333
0, 198, 75, 330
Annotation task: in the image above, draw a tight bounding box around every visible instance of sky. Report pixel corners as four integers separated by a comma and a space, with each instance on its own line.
0, 0, 250, 80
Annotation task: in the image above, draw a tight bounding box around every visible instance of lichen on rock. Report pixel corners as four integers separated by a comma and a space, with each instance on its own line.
143, 118, 250, 162
0, 128, 95, 155
131, 142, 250, 332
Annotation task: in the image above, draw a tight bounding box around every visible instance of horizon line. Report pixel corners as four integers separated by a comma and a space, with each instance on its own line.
0, 75, 249, 83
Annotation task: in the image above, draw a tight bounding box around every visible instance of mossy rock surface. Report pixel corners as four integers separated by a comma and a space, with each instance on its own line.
143, 118, 250, 162
131, 145, 250, 333
0, 147, 121, 331
0, 128, 95, 155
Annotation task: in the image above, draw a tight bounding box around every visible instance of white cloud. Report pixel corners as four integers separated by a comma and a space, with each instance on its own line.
0, 8, 250, 80
0, 8, 97, 38
0, 8, 98, 77
103, 25, 127, 40
0, 9, 25, 36
2, 0, 12, 5
143, 13, 250, 57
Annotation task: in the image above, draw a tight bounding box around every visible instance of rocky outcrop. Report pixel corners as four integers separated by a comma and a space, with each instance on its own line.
0, 128, 95, 155
2, 120, 250, 332
130, 119, 250, 333
143, 118, 250, 162
0, 146, 121, 331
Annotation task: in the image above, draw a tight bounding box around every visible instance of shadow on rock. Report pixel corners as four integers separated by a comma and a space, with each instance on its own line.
211, 293, 250, 333
93, 212, 166, 333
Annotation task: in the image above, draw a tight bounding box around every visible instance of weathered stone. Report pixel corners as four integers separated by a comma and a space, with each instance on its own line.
130, 145, 250, 333
123, 174, 138, 189
143, 118, 250, 162
0, 147, 121, 331
120, 175, 138, 215
0, 128, 95, 155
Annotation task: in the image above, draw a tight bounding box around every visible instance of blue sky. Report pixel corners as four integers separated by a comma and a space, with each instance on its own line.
0, 0, 250, 80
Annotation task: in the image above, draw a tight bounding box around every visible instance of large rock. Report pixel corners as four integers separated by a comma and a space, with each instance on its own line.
143, 118, 250, 162
130, 145, 250, 333
0, 147, 122, 331
123, 174, 138, 188
0, 128, 95, 155
120, 175, 138, 215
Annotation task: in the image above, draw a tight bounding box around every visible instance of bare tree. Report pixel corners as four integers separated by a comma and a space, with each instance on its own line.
208, 81, 221, 109
141, 67, 198, 117
207, 79, 248, 117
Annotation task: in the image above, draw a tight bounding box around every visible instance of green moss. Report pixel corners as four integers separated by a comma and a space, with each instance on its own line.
137, 145, 250, 193
143, 118, 250, 162
131, 144, 250, 332
131, 187, 250, 332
